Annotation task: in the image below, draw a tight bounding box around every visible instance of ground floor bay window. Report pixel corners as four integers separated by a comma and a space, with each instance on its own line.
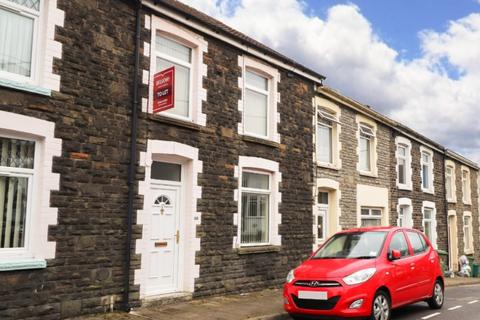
241, 171, 270, 244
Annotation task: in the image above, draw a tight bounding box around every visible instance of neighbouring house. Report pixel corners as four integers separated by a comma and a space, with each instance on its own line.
0, 0, 479, 319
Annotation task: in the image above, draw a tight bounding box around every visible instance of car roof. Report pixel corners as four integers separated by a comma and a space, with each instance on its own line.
340, 226, 418, 233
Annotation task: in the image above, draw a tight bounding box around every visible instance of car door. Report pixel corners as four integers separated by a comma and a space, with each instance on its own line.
387, 231, 417, 307
405, 231, 432, 298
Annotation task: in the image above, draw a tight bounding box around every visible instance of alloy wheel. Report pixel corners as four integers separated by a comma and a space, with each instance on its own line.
434, 282, 444, 305
373, 294, 390, 320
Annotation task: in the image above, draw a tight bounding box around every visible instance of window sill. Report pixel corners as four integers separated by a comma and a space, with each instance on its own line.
421, 189, 435, 195
0, 77, 51, 96
397, 184, 413, 191
358, 170, 378, 178
317, 162, 340, 171
447, 199, 457, 204
236, 245, 281, 255
148, 114, 201, 131
242, 135, 280, 148
0, 258, 47, 272
462, 201, 472, 206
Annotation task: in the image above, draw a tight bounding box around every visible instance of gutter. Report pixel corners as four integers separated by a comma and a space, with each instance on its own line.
124, 0, 142, 311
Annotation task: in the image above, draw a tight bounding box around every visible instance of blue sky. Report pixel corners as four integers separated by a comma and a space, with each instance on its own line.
184, 0, 480, 161
310, 0, 480, 61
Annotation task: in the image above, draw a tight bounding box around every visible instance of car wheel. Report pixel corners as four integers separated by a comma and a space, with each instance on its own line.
427, 280, 444, 309
370, 290, 391, 320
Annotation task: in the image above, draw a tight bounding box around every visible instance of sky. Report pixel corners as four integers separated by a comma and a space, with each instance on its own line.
180, 0, 480, 162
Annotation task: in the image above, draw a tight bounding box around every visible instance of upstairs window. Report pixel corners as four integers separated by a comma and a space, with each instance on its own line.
461, 167, 471, 204
317, 108, 339, 164
0, 0, 40, 80
359, 124, 374, 172
420, 147, 434, 193
446, 165, 454, 201
244, 70, 269, 137
155, 34, 192, 119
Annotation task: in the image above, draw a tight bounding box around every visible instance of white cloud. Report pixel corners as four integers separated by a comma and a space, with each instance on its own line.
181, 0, 480, 162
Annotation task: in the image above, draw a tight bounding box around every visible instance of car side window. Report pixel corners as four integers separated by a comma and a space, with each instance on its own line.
389, 232, 410, 258
406, 231, 426, 255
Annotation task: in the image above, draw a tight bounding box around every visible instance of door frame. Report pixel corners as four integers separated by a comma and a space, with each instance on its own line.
147, 179, 184, 296
448, 211, 458, 271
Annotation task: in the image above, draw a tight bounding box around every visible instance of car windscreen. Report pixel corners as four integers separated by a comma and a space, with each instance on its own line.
313, 231, 387, 259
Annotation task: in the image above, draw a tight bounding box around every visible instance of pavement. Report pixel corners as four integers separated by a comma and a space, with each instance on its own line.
73, 277, 480, 320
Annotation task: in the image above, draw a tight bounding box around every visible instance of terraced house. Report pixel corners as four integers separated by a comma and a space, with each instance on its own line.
0, 0, 479, 319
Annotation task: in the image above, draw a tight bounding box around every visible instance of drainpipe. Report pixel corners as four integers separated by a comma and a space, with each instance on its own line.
124, 0, 142, 312
442, 148, 450, 270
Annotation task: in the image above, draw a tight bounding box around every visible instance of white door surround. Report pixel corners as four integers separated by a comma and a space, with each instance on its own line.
135, 140, 202, 299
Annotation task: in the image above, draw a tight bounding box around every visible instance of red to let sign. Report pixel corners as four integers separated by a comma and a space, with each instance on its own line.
153, 66, 175, 113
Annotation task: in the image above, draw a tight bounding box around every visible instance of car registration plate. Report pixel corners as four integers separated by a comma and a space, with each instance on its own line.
298, 291, 328, 300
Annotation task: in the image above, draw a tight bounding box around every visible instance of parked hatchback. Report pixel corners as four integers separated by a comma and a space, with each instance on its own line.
284, 227, 444, 320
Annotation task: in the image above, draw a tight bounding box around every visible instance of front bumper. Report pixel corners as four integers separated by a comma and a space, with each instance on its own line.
283, 279, 375, 318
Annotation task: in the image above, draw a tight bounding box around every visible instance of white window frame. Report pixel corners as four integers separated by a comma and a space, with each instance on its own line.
395, 137, 412, 190
0, 111, 61, 268
315, 97, 341, 169
360, 207, 383, 227
461, 166, 471, 205
148, 15, 207, 125
422, 201, 437, 249
356, 115, 377, 176
420, 147, 434, 194
445, 160, 456, 203
234, 156, 281, 248
0, 0, 63, 93
463, 211, 473, 254
239, 169, 271, 246
397, 198, 413, 228
316, 191, 329, 243
238, 56, 280, 143
0, 0, 40, 83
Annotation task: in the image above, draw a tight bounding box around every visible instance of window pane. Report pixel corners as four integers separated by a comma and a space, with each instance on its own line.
317, 123, 332, 163
398, 159, 406, 184
372, 209, 382, 216
359, 137, 370, 171
318, 192, 328, 205
446, 175, 452, 199
0, 8, 34, 77
361, 218, 381, 227
422, 164, 429, 188
151, 161, 181, 181
424, 208, 432, 220
317, 215, 324, 240
156, 34, 191, 63
0, 137, 35, 169
361, 208, 369, 216
242, 172, 269, 189
0, 175, 29, 248
422, 153, 429, 163
241, 193, 269, 244
246, 71, 268, 90
389, 232, 409, 257
157, 57, 190, 117
423, 221, 432, 241
7, 0, 40, 11
407, 232, 426, 254
398, 146, 406, 157
244, 89, 268, 136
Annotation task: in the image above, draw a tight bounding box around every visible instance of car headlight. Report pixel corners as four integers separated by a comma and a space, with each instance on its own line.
343, 268, 376, 285
286, 269, 295, 283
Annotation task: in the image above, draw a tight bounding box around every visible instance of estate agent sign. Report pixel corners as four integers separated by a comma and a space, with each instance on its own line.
153, 66, 175, 113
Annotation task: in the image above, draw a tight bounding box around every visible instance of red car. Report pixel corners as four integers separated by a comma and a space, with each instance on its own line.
284, 227, 444, 320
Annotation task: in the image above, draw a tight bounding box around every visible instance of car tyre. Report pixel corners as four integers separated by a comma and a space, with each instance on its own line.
427, 280, 444, 309
370, 290, 391, 320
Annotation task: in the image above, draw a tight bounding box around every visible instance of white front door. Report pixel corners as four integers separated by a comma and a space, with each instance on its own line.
316, 205, 328, 244
146, 184, 181, 295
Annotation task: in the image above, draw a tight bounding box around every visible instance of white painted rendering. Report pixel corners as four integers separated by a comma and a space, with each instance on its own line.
0, 111, 62, 262
314, 97, 342, 170
396, 198, 413, 227
237, 55, 281, 143
422, 201, 437, 249
135, 140, 202, 298
395, 136, 412, 190
147, 15, 208, 126
356, 184, 389, 226
448, 210, 458, 271
355, 115, 378, 177
233, 156, 281, 248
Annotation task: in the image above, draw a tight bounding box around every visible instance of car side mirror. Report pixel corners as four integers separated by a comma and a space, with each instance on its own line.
389, 249, 401, 260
